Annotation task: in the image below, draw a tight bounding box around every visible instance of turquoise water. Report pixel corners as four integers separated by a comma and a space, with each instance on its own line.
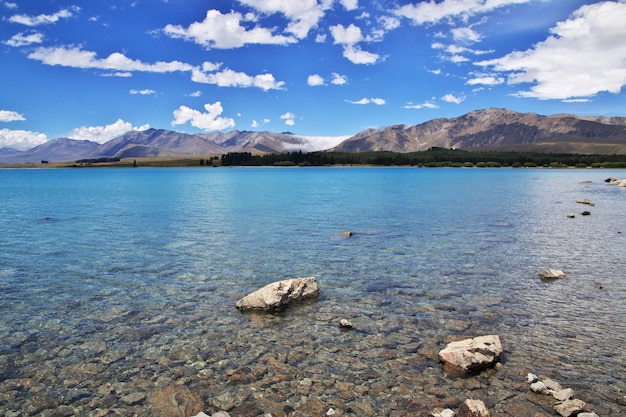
1, 167, 625, 416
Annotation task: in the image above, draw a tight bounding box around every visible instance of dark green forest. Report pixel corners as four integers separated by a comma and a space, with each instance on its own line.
220, 148, 626, 168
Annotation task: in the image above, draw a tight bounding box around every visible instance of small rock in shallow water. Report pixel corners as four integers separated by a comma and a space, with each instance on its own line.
617, 395, 626, 406
458, 399, 489, 417
339, 318, 353, 328
538, 269, 566, 280
530, 381, 549, 394
576, 199, 594, 206
542, 379, 563, 391
554, 399, 586, 417
527, 373, 539, 383
553, 388, 574, 401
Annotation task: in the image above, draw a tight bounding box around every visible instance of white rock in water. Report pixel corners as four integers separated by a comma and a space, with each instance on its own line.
438, 335, 502, 373
527, 373, 539, 383
538, 269, 566, 280
236, 277, 320, 311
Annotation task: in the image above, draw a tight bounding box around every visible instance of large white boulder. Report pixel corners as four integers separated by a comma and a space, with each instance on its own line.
438, 335, 502, 373
236, 277, 320, 312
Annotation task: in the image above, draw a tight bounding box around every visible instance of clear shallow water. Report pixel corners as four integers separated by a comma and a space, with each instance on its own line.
0, 167, 625, 416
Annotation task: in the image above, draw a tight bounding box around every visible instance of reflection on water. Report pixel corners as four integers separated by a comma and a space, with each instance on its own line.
0, 167, 624, 415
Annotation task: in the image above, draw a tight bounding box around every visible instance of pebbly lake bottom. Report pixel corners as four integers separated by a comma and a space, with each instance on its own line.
0, 167, 625, 416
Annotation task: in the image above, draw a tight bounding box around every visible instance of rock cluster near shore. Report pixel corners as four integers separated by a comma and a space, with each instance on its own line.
528, 374, 599, 417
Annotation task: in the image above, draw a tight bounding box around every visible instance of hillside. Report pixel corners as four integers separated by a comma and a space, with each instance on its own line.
333, 108, 626, 154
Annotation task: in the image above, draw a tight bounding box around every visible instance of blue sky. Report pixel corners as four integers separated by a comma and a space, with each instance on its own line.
1, 0, 625, 150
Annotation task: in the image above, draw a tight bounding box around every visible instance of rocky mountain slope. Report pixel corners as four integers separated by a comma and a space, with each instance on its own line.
2, 109, 625, 163
332, 108, 626, 153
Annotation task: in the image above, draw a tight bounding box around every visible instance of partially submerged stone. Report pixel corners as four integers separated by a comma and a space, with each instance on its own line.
458, 399, 490, 417
538, 269, 566, 280
236, 277, 320, 312
554, 399, 586, 417
576, 199, 594, 206
438, 335, 502, 374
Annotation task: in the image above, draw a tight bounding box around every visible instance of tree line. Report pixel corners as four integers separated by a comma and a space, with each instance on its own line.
219, 148, 626, 168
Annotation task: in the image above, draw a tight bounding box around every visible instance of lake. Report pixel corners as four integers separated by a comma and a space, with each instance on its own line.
0, 167, 625, 416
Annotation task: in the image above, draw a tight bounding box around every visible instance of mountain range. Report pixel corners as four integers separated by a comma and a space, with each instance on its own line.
2, 108, 625, 164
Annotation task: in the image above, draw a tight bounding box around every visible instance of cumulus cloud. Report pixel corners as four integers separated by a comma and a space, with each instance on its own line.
441, 93, 465, 104
280, 112, 297, 126
9, 6, 79, 26
28, 46, 194, 73
192, 67, 285, 91
188, 90, 202, 97
163, 9, 296, 49
346, 97, 385, 105
239, 0, 330, 39
0, 110, 25, 122
4, 31, 43, 47
0, 128, 47, 150
330, 23, 382, 64
129, 89, 156, 95
69, 119, 150, 143
172, 102, 235, 131
307, 74, 325, 86
476, 1, 626, 101
331, 72, 348, 85
394, 0, 531, 25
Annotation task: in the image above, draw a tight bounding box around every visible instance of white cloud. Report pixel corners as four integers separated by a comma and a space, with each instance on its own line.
0, 110, 25, 122
3, 2, 18, 9
163, 9, 297, 49
451, 27, 482, 43
466, 76, 504, 86
330, 23, 364, 44
4, 31, 43, 47
307, 74, 325, 86
188, 90, 202, 97
343, 44, 380, 64
0, 128, 47, 150
404, 99, 439, 109
9, 6, 79, 26
239, 0, 330, 39
379, 15, 401, 31
346, 97, 385, 105
394, 0, 531, 25
172, 102, 235, 131
476, 1, 626, 100
280, 112, 297, 126
192, 67, 285, 91
330, 23, 382, 64
441, 93, 466, 104
339, 0, 358, 11
69, 119, 150, 143
331, 72, 348, 85
28, 46, 194, 73
283, 134, 352, 152
251, 120, 259, 128
129, 89, 156, 95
